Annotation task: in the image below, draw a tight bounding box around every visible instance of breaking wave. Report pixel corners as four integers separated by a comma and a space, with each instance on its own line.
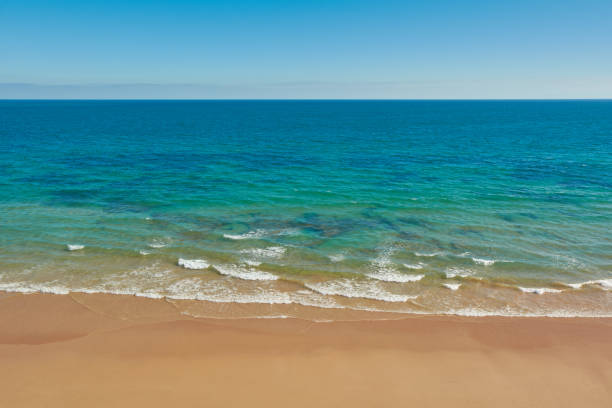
178, 258, 209, 270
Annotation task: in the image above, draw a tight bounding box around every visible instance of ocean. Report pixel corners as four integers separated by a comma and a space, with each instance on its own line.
0, 100, 611, 318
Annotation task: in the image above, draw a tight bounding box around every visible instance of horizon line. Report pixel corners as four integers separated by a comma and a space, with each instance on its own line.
1, 98, 611, 101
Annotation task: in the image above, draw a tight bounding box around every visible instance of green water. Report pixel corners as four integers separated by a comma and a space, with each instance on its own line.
1, 100, 611, 317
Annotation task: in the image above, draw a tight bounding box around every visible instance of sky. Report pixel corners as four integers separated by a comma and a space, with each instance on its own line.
1, 0, 611, 99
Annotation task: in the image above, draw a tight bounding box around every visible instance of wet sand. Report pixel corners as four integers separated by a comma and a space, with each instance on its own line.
1, 291, 611, 407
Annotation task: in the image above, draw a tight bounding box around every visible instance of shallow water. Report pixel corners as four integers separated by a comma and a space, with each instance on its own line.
1, 100, 611, 317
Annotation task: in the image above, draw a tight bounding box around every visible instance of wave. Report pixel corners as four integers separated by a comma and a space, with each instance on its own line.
0, 281, 71, 295
305, 279, 416, 303
0, 279, 329, 307
67, 244, 84, 251
147, 240, 168, 248
518, 287, 563, 294
565, 278, 612, 290
368, 247, 424, 283
328, 253, 345, 262
223, 228, 299, 240
178, 258, 209, 270
1, 279, 611, 318
472, 258, 495, 266
213, 264, 278, 281
165, 278, 288, 302
240, 246, 286, 259
163, 279, 340, 309
366, 271, 424, 283
445, 267, 474, 279
442, 283, 461, 291
403, 263, 425, 270
223, 229, 267, 240
414, 251, 445, 257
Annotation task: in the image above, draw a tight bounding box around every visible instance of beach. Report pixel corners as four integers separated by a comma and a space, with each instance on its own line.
1, 291, 610, 407
2, 0, 612, 404
1, 101, 611, 406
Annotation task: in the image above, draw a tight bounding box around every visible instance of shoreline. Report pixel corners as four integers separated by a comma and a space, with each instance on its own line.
1, 291, 611, 407
2, 282, 611, 319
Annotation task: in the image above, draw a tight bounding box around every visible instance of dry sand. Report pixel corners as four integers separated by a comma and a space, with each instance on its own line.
1, 291, 611, 407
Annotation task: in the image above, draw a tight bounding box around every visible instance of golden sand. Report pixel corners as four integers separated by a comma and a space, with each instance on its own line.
1, 292, 610, 407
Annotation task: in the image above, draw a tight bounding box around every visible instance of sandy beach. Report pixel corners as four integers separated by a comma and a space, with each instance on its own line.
1, 291, 610, 407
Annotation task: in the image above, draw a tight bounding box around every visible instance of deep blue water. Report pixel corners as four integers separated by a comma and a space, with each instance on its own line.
0, 100, 610, 316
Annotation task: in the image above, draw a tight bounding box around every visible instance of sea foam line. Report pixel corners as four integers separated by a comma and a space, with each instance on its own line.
1, 280, 611, 318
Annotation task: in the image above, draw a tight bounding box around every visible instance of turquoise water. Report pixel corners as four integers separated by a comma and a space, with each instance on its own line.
1, 100, 611, 317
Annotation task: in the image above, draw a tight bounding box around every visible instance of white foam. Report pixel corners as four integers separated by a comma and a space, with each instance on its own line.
165, 278, 337, 308
240, 246, 286, 259
415, 251, 445, 257
178, 258, 209, 270
305, 279, 415, 303
223, 229, 267, 240
473, 258, 495, 266
214, 264, 278, 281
0, 281, 71, 295
519, 287, 563, 295
2, 279, 612, 318
445, 267, 473, 279
126, 264, 171, 279
367, 271, 424, 283
224, 228, 298, 240
148, 240, 167, 248
443, 283, 461, 291
592, 279, 612, 289
368, 247, 423, 283
108, 277, 289, 304
67, 244, 84, 251
403, 263, 424, 270
244, 260, 262, 267
329, 253, 345, 262
139, 250, 151, 256
565, 278, 612, 290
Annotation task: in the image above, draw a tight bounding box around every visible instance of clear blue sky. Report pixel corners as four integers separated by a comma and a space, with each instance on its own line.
1, 0, 611, 98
